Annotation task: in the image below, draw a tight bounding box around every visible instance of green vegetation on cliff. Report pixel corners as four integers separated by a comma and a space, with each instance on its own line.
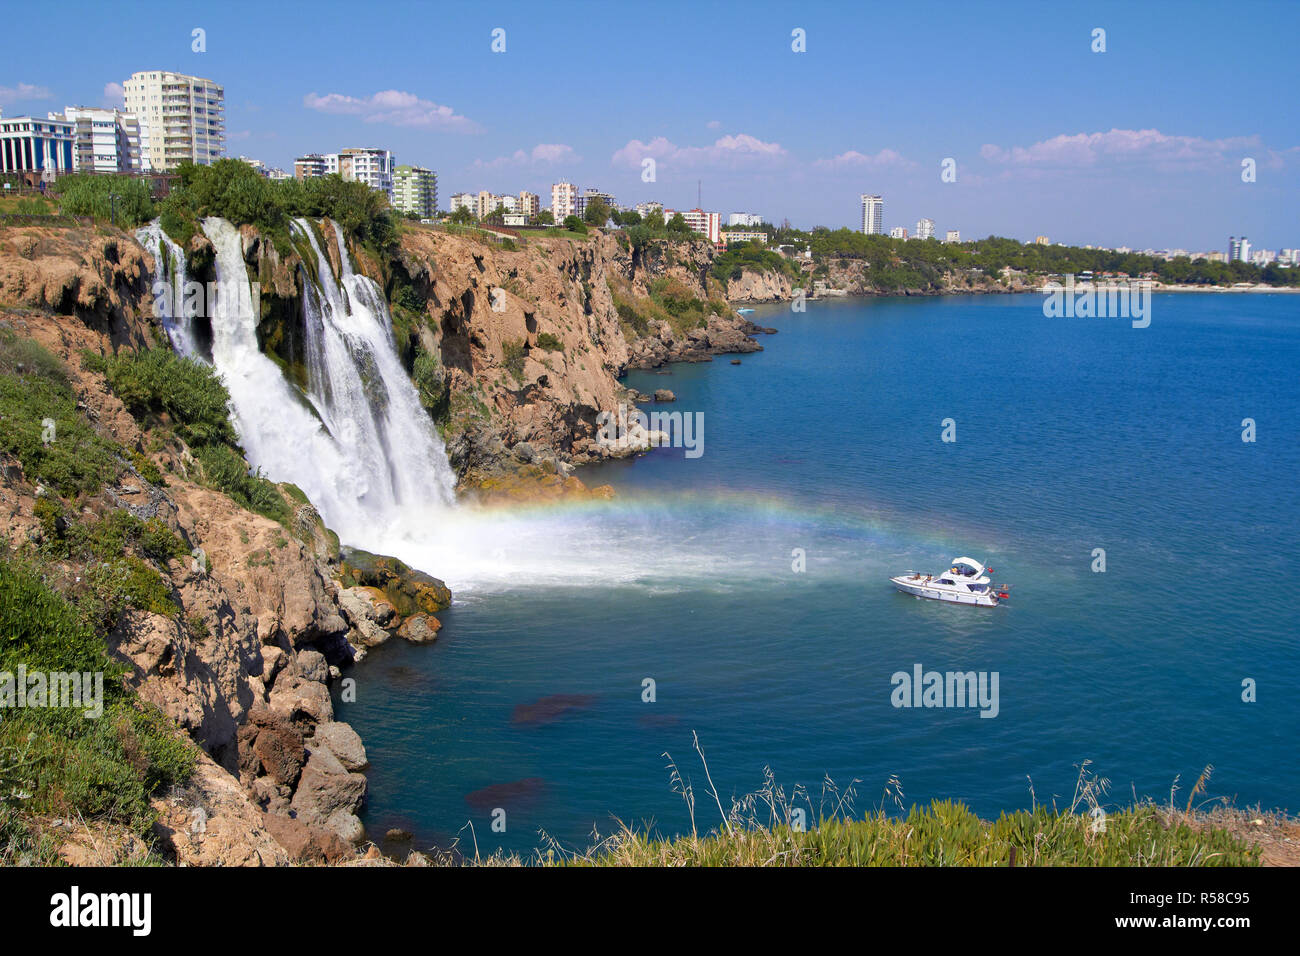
87, 347, 292, 527
0, 332, 119, 498
572, 800, 1259, 867
0, 551, 197, 861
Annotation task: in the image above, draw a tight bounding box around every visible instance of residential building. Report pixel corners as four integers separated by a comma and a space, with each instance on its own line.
328, 148, 395, 201
860, 194, 883, 234
663, 208, 721, 244
915, 218, 935, 240
634, 200, 663, 219
449, 192, 475, 214
1228, 236, 1251, 262
945, 229, 961, 243
294, 153, 327, 180
723, 230, 767, 245
392, 165, 437, 218
728, 212, 763, 227
551, 181, 579, 221
58, 106, 142, 174
0, 111, 74, 176
1034, 235, 1050, 245
123, 70, 225, 170
517, 191, 540, 218
576, 187, 616, 221
475, 190, 515, 219
889, 226, 908, 240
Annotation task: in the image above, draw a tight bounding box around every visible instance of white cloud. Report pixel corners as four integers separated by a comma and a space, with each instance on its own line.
303, 90, 480, 132
980, 128, 1259, 169
812, 148, 913, 170
473, 143, 580, 169
101, 82, 125, 108
611, 133, 786, 169
0, 82, 52, 106
706, 119, 721, 129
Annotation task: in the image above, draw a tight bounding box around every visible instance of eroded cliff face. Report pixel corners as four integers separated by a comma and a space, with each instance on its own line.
366, 226, 765, 490
0, 223, 448, 864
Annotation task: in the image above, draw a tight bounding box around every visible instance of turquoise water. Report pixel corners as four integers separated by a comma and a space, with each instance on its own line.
335, 293, 1300, 857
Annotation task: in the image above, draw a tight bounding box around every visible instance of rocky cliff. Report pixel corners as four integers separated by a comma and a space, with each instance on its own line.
0, 217, 764, 865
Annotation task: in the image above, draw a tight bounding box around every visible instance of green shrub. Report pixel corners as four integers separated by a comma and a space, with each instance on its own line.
535, 332, 563, 352
501, 339, 527, 383
101, 348, 236, 448
0, 332, 119, 497
52, 174, 154, 228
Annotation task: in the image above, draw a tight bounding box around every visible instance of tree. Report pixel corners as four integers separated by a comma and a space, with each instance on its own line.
618, 209, 642, 227
562, 215, 587, 234
583, 198, 611, 226
666, 212, 690, 234
643, 209, 664, 230
534, 210, 554, 225
449, 206, 475, 224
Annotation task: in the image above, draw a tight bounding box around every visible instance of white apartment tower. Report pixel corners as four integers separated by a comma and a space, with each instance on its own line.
58, 107, 143, 174
916, 218, 936, 240
327, 148, 395, 201
551, 181, 578, 221
123, 70, 224, 170
860, 194, 883, 234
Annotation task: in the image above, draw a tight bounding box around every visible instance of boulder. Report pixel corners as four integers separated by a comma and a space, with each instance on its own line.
262, 813, 352, 864
251, 722, 306, 787
312, 721, 368, 771
267, 675, 334, 723
290, 748, 367, 828
295, 648, 329, 683
653, 389, 676, 402
397, 613, 442, 645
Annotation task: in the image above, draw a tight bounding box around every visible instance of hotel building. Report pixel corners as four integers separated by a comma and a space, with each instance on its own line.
123, 70, 224, 170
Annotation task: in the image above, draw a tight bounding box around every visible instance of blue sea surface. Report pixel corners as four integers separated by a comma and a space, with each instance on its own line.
336, 293, 1300, 858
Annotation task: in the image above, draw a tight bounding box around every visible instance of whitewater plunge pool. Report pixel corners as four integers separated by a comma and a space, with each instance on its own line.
332, 293, 1300, 859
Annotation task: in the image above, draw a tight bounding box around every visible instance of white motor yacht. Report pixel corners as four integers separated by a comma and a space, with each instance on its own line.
891, 558, 1009, 607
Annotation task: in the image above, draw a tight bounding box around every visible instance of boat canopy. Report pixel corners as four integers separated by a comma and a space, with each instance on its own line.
951, 557, 984, 574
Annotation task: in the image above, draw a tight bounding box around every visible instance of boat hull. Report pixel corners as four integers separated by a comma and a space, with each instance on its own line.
890, 577, 999, 607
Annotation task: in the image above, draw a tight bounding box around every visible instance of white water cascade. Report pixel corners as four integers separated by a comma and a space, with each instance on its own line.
159, 216, 459, 547
136, 220, 198, 357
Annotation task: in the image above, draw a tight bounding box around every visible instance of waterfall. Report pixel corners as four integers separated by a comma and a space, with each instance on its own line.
136, 220, 198, 357
136, 216, 457, 549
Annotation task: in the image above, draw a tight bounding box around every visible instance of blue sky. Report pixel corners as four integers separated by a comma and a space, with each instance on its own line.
2, 0, 1296, 250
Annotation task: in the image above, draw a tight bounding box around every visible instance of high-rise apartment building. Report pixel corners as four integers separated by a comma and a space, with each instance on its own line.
294, 153, 327, 180
517, 191, 540, 218
123, 70, 224, 170
662, 208, 721, 244
1228, 236, 1251, 262
729, 212, 763, 227
327, 148, 395, 201
889, 226, 908, 240
915, 218, 935, 240
945, 229, 961, 243
392, 165, 437, 218
57, 107, 142, 174
860, 194, 883, 234
551, 181, 578, 221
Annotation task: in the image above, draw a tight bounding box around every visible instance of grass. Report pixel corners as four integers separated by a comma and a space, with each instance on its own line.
88, 347, 294, 527
399, 745, 1260, 868
0, 551, 196, 850
0, 332, 120, 498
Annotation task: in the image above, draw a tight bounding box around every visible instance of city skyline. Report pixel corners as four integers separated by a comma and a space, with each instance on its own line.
0, 0, 1296, 249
